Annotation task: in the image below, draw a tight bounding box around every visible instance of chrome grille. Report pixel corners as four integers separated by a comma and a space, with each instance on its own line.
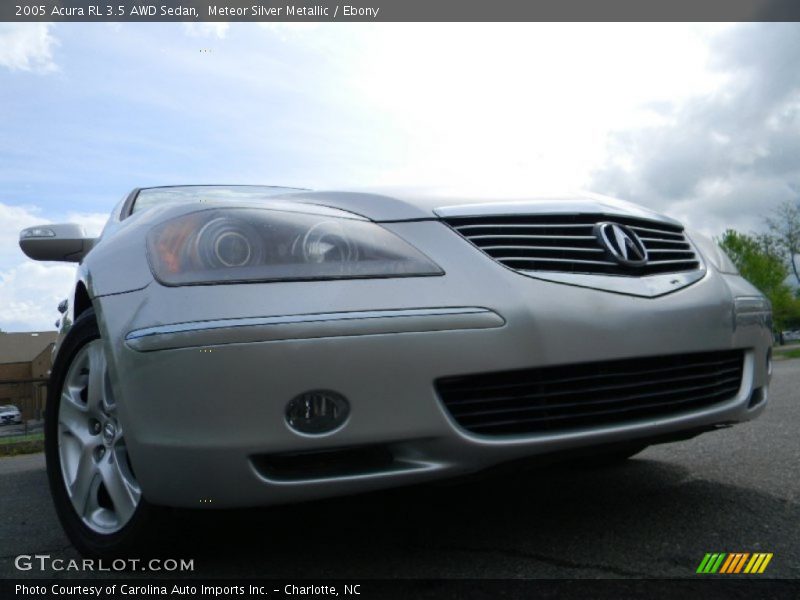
444, 214, 700, 276
436, 350, 744, 436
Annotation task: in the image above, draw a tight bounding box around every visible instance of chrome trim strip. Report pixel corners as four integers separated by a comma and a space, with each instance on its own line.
434, 201, 683, 228
125, 307, 505, 352
126, 307, 493, 340
518, 268, 707, 298
250, 458, 441, 486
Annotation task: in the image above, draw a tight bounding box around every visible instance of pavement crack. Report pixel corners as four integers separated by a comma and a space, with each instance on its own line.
433, 544, 650, 578
0, 543, 74, 562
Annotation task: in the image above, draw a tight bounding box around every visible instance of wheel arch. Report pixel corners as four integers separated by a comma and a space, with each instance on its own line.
73, 281, 92, 320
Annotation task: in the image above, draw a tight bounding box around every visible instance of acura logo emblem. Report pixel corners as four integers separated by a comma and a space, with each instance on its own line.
594, 222, 648, 266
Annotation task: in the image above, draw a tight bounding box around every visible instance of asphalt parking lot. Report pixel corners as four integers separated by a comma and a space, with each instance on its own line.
1, 360, 798, 580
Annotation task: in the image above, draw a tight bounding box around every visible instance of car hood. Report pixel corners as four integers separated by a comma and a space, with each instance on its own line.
274, 186, 682, 227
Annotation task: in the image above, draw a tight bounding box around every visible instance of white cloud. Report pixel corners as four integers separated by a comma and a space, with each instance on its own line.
257, 23, 320, 36
590, 23, 800, 237
0, 202, 47, 266
0, 23, 58, 72
64, 212, 109, 237
0, 202, 108, 332
313, 23, 732, 191
182, 23, 230, 39
0, 261, 74, 332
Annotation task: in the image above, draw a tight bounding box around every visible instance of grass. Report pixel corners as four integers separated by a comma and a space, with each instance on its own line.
0, 432, 44, 445
0, 432, 44, 456
774, 347, 800, 360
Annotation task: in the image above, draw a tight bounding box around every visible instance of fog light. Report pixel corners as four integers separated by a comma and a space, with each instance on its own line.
733, 296, 771, 330
286, 390, 350, 434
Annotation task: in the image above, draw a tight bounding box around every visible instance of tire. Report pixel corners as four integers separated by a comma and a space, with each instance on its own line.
45, 308, 160, 558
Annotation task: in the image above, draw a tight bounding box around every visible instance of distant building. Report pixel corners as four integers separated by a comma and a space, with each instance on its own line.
0, 331, 58, 421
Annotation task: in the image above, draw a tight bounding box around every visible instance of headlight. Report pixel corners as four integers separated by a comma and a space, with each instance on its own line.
146, 208, 443, 285
687, 231, 739, 275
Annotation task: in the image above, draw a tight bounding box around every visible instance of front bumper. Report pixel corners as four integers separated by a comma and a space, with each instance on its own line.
94, 223, 773, 508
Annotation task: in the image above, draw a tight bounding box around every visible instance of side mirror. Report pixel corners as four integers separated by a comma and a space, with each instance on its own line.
19, 224, 97, 263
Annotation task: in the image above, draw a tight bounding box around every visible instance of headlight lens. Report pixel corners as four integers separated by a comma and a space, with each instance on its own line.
147, 208, 443, 285
688, 231, 739, 275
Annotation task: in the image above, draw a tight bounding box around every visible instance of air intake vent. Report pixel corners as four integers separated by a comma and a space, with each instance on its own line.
444, 214, 700, 276
436, 350, 744, 436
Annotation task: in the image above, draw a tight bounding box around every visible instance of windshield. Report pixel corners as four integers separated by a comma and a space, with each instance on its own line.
132, 185, 307, 214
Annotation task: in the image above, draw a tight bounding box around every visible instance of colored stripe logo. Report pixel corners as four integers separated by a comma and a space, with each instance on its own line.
696, 553, 773, 574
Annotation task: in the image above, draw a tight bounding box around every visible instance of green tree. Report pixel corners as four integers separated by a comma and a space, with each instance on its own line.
718, 229, 800, 331
765, 199, 800, 285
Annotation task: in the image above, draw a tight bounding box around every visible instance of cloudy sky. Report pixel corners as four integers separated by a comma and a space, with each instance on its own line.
1, 22, 799, 331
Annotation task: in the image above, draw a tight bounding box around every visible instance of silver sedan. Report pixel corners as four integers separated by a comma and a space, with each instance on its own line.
19, 185, 773, 557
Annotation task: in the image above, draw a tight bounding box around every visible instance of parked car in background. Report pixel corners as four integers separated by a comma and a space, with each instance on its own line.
0, 405, 22, 425
783, 330, 800, 342
19, 185, 773, 558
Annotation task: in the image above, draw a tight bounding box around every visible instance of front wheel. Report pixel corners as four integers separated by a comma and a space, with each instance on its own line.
46, 309, 159, 557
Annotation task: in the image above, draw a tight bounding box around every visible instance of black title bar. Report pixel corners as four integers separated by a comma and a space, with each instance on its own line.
5, 0, 800, 22
3, 579, 800, 600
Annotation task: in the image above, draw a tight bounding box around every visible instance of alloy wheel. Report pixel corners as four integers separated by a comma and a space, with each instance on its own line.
57, 340, 141, 533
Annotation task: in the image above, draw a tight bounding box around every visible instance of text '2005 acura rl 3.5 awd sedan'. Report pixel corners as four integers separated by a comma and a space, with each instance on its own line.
19, 185, 772, 557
